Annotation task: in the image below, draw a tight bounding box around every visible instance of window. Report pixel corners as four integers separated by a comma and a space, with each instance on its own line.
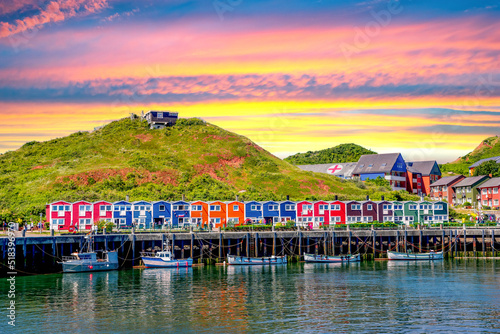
52, 205, 57, 210
134, 206, 139, 210
381, 163, 387, 167
233, 205, 239, 211
363, 216, 373, 222
191, 205, 202, 211
494, 188, 499, 194
330, 204, 340, 210
269, 205, 278, 211
79, 218, 91, 225
397, 163, 403, 168
367, 204, 372, 210
210, 205, 221, 211
330, 216, 341, 222
482, 189, 487, 194
285, 204, 295, 211
359, 164, 364, 168
65, 206, 70, 211
494, 200, 499, 206
394, 216, 403, 222
173, 205, 178, 210
483, 200, 488, 205
228, 217, 239, 223
467, 187, 471, 193
351, 204, 361, 210
159, 205, 166, 211
368, 164, 373, 167
80, 205, 91, 211
434, 204, 443, 210
409, 205, 417, 210
157, 112, 163, 118
251, 205, 261, 211
383, 216, 393, 221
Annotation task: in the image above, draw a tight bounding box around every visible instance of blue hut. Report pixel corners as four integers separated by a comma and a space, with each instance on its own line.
279, 201, 297, 222
262, 201, 280, 224
132, 201, 153, 229
244, 201, 263, 224
113, 201, 133, 228
152, 201, 172, 228
172, 201, 190, 227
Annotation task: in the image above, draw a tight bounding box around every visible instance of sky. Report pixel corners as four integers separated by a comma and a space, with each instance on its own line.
0, 0, 499, 163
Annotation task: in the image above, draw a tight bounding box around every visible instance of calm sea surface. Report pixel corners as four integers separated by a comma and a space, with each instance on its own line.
1, 260, 500, 333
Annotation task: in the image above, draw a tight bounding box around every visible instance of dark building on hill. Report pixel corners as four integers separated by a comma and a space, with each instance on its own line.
352, 153, 407, 191
143, 111, 178, 129
406, 161, 441, 196
468, 156, 500, 176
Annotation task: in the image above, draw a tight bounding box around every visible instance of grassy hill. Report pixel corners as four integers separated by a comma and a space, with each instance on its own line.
0, 117, 416, 223
440, 136, 500, 175
284, 143, 376, 165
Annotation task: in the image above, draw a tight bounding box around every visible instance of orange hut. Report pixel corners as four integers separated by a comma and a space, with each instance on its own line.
208, 201, 228, 229
190, 201, 209, 228
226, 201, 245, 227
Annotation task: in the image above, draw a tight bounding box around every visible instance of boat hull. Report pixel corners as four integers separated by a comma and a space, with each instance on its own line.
62, 261, 119, 273
142, 257, 193, 268
60, 251, 119, 273
227, 255, 287, 265
304, 254, 361, 263
387, 251, 443, 261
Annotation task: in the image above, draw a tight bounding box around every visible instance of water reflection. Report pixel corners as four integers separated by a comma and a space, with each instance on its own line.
2, 260, 500, 333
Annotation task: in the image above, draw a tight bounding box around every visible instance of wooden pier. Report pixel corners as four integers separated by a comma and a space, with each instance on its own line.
1, 227, 499, 276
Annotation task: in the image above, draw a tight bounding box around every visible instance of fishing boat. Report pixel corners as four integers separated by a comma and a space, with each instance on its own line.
141, 250, 193, 268
304, 253, 361, 263
59, 232, 119, 273
387, 250, 443, 261
141, 238, 193, 268
227, 255, 287, 265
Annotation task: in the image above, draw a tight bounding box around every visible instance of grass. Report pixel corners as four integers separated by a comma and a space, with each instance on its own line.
0, 116, 417, 224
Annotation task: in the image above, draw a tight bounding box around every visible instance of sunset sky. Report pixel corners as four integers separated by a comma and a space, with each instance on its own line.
0, 0, 499, 163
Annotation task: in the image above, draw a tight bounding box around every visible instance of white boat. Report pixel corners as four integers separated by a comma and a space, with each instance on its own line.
304, 253, 361, 263
59, 232, 119, 273
141, 250, 193, 268
227, 255, 287, 265
387, 250, 443, 261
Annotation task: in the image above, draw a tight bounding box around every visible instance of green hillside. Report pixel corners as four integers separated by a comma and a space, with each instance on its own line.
0, 117, 415, 223
441, 136, 500, 175
284, 143, 376, 165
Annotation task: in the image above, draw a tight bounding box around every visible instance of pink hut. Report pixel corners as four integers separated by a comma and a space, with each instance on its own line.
329, 200, 347, 224
72, 201, 93, 231
93, 201, 113, 225
313, 201, 330, 227
47, 201, 72, 231
297, 201, 314, 228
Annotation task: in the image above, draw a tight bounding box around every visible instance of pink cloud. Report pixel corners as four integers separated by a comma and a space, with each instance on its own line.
0, 0, 40, 16
0, 0, 108, 39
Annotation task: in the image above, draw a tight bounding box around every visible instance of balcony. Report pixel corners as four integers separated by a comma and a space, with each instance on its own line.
385, 175, 406, 182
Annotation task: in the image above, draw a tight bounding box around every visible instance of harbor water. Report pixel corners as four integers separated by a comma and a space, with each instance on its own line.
1, 260, 499, 333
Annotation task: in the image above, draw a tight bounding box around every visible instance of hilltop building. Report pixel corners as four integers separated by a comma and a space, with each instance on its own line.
429, 175, 466, 205
352, 153, 407, 191
406, 161, 442, 195
142, 110, 178, 129
452, 175, 490, 207
296, 162, 358, 179
468, 156, 500, 176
